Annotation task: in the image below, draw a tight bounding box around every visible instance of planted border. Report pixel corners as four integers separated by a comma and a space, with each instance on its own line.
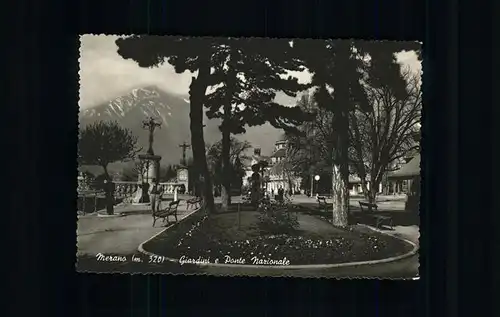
140, 207, 417, 269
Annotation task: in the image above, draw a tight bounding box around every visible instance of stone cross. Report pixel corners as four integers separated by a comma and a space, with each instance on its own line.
142, 117, 162, 155
178, 141, 191, 166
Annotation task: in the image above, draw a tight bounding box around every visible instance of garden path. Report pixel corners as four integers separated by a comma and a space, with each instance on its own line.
77, 198, 198, 256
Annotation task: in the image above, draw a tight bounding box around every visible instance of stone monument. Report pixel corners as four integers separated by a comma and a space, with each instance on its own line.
132, 117, 162, 204
177, 141, 191, 193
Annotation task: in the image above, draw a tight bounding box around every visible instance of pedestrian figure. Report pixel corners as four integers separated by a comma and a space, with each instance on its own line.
278, 186, 284, 202
149, 179, 160, 212
103, 178, 115, 215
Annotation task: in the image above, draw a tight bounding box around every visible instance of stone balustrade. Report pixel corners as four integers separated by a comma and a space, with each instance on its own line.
113, 181, 140, 198
77, 176, 93, 192
158, 182, 184, 194
77, 178, 184, 199
113, 181, 183, 198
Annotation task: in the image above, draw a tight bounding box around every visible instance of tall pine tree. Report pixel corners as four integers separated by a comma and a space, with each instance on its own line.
294, 39, 421, 227
203, 38, 311, 211
116, 36, 219, 213
116, 36, 313, 213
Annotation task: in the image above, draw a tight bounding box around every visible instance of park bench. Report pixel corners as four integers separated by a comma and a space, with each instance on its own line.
186, 197, 203, 210
152, 200, 181, 227
372, 215, 394, 230
359, 201, 378, 212
358, 201, 394, 229
317, 196, 329, 212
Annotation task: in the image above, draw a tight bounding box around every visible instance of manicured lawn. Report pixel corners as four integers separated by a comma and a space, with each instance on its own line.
143, 206, 414, 266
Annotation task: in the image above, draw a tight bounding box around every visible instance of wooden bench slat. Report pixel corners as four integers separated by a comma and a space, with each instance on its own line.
317, 196, 329, 212
186, 197, 203, 210
372, 215, 393, 229
359, 201, 378, 212
153, 200, 181, 227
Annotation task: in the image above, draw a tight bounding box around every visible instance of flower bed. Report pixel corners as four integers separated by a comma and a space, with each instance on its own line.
143, 207, 414, 266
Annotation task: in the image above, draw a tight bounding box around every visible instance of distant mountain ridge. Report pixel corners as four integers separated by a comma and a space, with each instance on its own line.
79, 86, 284, 171
81, 86, 186, 127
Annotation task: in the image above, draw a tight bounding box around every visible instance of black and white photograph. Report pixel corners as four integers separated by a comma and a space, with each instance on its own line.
77, 35, 422, 278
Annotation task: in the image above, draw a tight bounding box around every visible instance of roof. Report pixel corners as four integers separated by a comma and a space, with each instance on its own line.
388, 154, 421, 179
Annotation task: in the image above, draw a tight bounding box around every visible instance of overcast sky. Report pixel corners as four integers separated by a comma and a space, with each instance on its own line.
79, 35, 422, 110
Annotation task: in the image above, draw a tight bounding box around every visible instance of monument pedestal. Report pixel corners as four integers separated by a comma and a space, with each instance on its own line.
132, 153, 162, 204
176, 167, 189, 194
139, 153, 161, 183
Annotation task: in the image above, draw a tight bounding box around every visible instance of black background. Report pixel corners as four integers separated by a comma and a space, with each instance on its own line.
6, 0, 495, 315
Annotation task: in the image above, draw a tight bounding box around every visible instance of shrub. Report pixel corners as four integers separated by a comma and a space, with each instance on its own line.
257, 200, 300, 234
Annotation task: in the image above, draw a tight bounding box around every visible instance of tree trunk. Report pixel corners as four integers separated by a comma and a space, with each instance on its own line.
331, 111, 350, 227
339, 113, 351, 221
367, 185, 377, 203
360, 178, 376, 203
287, 171, 293, 194
382, 174, 389, 195
220, 124, 231, 211
102, 165, 114, 215
188, 64, 215, 214
331, 164, 348, 227
220, 49, 238, 211
360, 179, 369, 200
367, 174, 382, 203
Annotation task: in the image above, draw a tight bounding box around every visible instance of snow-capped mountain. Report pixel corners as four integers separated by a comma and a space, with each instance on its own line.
81, 86, 179, 127
79, 86, 222, 165
79, 85, 286, 168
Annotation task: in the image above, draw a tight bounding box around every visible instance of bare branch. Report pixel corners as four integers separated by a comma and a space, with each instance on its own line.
349, 69, 421, 188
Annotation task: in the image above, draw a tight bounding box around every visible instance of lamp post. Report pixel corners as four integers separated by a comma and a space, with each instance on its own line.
314, 175, 320, 196
310, 174, 314, 197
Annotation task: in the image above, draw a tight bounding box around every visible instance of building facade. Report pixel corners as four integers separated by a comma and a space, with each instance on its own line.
387, 153, 421, 195
242, 140, 302, 195
348, 175, 383, 196
241, 139, 420, 197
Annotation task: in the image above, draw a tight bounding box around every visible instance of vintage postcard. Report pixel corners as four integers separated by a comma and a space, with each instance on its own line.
77, 35, 422, 278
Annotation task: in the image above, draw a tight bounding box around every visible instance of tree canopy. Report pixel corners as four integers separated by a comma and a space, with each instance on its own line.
116, 36, 219, 211
207, 137, 252, 164
288, 40, 422, 225
204, 38, 313, 134
116, 36, 316, 211
285, 93, 335, 171
348, 67, 422, 201
117, 36, 314, 134
206, 137, 251, 188
78, 121, 140, 175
